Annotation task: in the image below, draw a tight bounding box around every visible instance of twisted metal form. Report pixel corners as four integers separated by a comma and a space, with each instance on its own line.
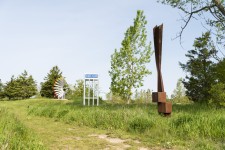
153, 24, 164, 92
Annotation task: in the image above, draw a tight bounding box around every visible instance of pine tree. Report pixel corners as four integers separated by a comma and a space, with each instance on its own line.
180, 32, 217, 102
4, 71, 37, 100
109, 10, 152, 104
40, 66, 63, 98
17, 70, 37, 99
4, 76, 18, 100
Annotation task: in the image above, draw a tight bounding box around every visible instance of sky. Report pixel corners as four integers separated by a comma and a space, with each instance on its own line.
0, 0, 208, 98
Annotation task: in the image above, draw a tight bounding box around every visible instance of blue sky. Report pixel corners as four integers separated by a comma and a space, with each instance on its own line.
0, 0, 207, 98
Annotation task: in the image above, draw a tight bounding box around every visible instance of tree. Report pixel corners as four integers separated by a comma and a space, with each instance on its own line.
109, 10, 152, 104
171, 78, 186, 99
180, 32, 217, 102
40, 66, 62, 98
171, 78, 190, 103
214, 58, 225, 83
66, 79, 84, 100
158, 0, 225, 47
4, 71, 37, 100
73, 79, 84, 97
0, 79, 4, 99
4, 76, 18, 100
17, 70, 37, 99
134, 89, 152, 104
209, 83, 225, 107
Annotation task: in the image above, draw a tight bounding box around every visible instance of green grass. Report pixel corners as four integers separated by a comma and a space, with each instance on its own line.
1, 98, 225, 149
0, 107, 46, 150
24, 98, 225, 149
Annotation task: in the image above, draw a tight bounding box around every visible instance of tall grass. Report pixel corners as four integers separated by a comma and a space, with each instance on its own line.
0, 107, 46, 150
27, 98, 225, 149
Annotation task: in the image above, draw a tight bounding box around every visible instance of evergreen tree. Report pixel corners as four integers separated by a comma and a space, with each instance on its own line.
180, 32, 217, 102
17, 71, 37, 99
40, 66, 62, 98
109, 10, 152, 104
4, 76, 18, 100
4, 71, 37, 100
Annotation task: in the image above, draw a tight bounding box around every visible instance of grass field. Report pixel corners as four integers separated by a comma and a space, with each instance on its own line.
1, 98, 225, 149
0, 107, 46, 150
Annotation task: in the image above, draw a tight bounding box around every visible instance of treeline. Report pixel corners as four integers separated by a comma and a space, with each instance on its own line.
0, 71, 37, 100
0, 66, 84, 100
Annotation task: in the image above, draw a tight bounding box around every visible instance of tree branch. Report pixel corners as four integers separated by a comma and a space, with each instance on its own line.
212, 0, 225, 16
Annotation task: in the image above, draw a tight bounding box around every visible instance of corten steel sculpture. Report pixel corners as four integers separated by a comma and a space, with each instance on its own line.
152, 24, 172, 116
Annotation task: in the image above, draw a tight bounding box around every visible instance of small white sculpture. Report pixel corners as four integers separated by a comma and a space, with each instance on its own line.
53, 77, 66, 99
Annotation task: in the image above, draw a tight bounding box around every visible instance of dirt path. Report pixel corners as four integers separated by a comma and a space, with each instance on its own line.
2, 101, 149, 150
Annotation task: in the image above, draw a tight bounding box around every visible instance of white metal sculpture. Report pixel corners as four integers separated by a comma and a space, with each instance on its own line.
83, 74, 99, 106
53, 77, 66, 99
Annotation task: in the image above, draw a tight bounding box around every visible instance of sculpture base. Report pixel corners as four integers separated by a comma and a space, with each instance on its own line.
152, 91, 172, 116
152, 92, 166, 102
158, 102, 172, 114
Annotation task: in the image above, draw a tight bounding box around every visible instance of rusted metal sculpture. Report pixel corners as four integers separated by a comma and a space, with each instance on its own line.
152, 24, 172, 116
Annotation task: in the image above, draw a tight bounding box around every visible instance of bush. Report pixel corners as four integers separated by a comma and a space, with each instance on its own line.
209, 83, 225, 107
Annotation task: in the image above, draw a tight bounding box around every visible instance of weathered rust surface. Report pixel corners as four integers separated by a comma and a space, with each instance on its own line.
158, 102, 172, 114
152, 24, 172, 116
153, 24, 164, 92
152, 92, 166, 103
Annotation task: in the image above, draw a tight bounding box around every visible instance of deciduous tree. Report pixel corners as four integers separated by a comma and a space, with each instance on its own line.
109, 10, 152, 104
158, 0, 225, 48
0, 79, 4, 99
171, 78, 190, 103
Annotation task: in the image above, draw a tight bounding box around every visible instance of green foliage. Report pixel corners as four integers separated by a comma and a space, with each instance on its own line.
133, 89, 152, 104
109, 10, 152, 103
214, 58, 225, 83
0, 79, 4, 99
73, 79, 84, 98
209, 83, 225, 107
40, 66, 62, 98
171, 78, 190, 104
158, 0, 225, 47
3, 71, 37, 100
0, 107, 46, 149
180, 32, 217, 102
66, 79, 88, 100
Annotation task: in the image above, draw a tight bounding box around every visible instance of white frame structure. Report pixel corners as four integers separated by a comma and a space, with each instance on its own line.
83, 74, 99, 106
